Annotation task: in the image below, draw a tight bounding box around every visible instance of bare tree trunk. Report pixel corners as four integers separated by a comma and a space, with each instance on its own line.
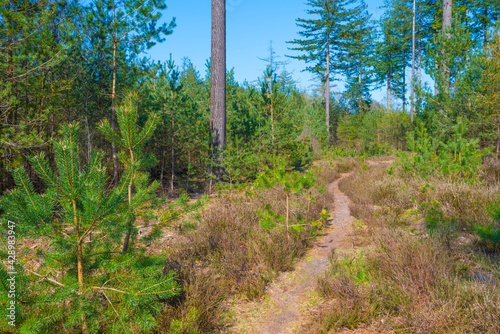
358, 56, 362, 112
442, 0, 452, 33
484, 6, 488, 49
434, 60, 438, 96
210, 0, 226, 179
85, 116, 92, 161
171, 99, 175, 193
387, 58, 391, 111
402, 51, 406, 114
497, 118, 499, 155
160, 149, 165, 189
441, 0, 452, 96
410, 0, 416, 124
326, 34, 330, 142
418, 2, 422, 87
270, 80, 274, 150
111, 3, 119, 186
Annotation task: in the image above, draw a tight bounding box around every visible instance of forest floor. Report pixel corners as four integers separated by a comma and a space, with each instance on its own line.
225, 172, 356, 334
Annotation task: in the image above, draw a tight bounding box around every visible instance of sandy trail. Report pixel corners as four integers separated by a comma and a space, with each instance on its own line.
227, 173, 354, 334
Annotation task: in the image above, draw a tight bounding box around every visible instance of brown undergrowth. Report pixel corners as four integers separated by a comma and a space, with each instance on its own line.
310, 158, 500, 333
155, 163, 339, 333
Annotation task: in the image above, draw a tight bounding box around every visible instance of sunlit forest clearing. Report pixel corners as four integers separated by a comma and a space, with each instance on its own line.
1, 0, 500, 333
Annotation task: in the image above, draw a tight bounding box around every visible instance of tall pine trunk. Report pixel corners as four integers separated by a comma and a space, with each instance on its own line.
417, 2, 422, 113
358, 56, 362, 112
483, 6, 488, 49
171, 96, 175, 193
441, 0, 452, 95
410, 0, 416, 124
387, 63, 391, 111
111, 4, 119, 186
418, 2, 422, 87
402, 50, 406, 113
326, 34, 330, 142
210, 0, 226, 180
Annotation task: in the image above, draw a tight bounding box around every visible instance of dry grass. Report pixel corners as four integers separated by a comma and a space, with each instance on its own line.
156, 164, 337, 333
340, 162, 497, 229
311, 158, 500, 334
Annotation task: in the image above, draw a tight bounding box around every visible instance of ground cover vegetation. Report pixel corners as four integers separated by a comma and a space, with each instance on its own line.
1, 0, 500, 332
308, 155, 500, 333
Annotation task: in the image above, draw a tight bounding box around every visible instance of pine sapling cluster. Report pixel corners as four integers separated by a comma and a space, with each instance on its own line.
255, 157, 328, 237
0, 107, 178, 333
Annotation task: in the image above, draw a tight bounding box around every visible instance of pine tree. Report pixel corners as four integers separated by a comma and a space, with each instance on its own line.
0, 123, 177, 333
288, 0, 358, 140
258, 43, 292, 149
0, 0, 71, 190
469, 0, 500, 48
88, 0, 175, 185
373, 8, 398, 111
98, 93, 160, 253
373, 0, 411, 111
475, 27, 500, 153
339, 0, 376, 113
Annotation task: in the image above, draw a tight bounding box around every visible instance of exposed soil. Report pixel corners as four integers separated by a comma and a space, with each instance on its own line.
226, 173, 354, 334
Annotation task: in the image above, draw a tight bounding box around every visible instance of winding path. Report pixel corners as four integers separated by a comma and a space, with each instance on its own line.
227, 173, 354, 334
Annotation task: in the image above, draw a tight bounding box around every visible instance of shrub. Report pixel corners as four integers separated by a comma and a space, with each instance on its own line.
396, 120, 492, 181
0, 123, 178, 334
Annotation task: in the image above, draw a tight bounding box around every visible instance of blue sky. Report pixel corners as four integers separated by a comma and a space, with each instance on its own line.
146, 0, 388, 102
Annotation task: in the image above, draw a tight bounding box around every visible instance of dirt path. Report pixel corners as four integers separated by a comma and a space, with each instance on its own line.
226, 173, 354, 334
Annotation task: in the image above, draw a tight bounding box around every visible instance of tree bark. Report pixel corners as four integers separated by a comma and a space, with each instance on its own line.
160, 149, 165, 189
442, 0, 452, 31
410, 0, 416, 124
111, 3, 119, 186
484, 6, 488, 49
326, 34, 330, 142
441, 0, 452, 96
418, 2, 422, 87
171, 95, 175, 193
387, 64, 391, 112
210, 0, 226, 179
358, 56, 362, 112
402, 51, 406, 114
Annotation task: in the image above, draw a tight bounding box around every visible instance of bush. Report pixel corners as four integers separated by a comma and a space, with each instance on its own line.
396, 120, 492, 181
159, 163, 338, 332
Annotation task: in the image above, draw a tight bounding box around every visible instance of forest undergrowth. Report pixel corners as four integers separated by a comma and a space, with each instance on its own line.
308, 157, 500, 333
153, 160, 345, 333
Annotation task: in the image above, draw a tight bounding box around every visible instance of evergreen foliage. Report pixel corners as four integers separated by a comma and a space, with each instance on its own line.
338, 0, 376, 112
255, 157, 321, 235
396, 119, 492, 180
99, 93, 160, 253
0, 123, 178, 333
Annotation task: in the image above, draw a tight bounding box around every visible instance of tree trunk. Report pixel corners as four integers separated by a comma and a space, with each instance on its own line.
387, 56, 391, 111
441, 0, 452, 96
402, 51, 406, 114
122, 150, 134, 254
416, 2, 422, 114
326, 34, 330, 141
160, 149, 165, 189
358, 56, 362, 112
484, 6, 488, 49
210, 0, 226, 179
270, 80, 275, 150
410, 0, 416, 124
74, 199, 88, 334
111, 4, 119, 186
442, 0, 452, 31
171, 98, 175, 193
